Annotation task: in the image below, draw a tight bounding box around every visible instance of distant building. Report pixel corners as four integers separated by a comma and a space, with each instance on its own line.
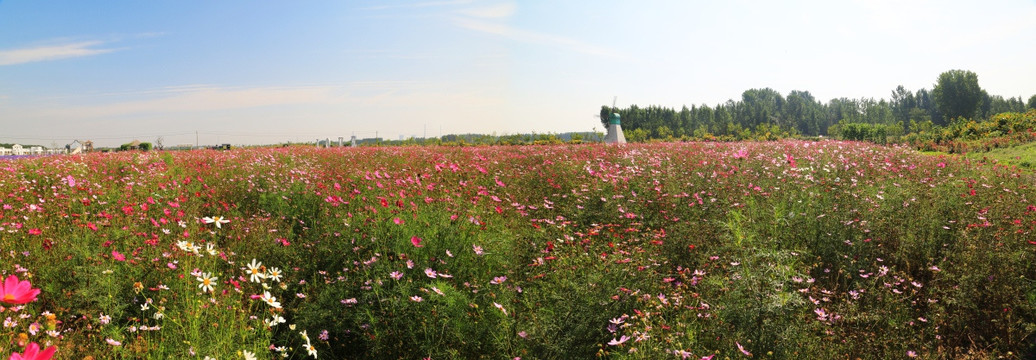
67, 140, 82, 154
0, 147, 10, 156
11, 144, 25, 156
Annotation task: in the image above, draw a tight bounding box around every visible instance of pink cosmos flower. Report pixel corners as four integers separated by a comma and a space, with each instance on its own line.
393, 218, 404, 225
607, 335, 630, 346
411, 236, 423, 248
111, 251, 126, 262
8, 342, 57, 360
736, 342, 751, 356
733, 148, 748, 159
1, 275, 41, 305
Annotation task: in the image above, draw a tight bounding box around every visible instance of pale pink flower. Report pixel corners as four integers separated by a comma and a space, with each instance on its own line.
736, 342, 751, 356
607, 335, 630, 346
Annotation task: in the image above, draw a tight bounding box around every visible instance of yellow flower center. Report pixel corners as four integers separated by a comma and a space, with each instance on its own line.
2, 294, 15, 302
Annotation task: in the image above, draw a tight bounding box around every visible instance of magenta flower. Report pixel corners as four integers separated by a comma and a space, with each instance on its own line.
411, 236, 423, 248
1, 275, 41, 305
111, 251, 126, 262
8, 342, 57, 360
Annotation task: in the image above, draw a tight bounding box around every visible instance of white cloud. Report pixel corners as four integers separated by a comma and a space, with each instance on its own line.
0, 41, 116, 66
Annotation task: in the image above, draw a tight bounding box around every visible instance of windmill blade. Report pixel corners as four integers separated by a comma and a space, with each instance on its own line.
612, 96, 617, 109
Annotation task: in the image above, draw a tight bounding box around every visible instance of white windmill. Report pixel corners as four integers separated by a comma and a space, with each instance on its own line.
603, 96, 626, 144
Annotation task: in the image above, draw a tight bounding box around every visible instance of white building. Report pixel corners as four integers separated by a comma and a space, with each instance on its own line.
11, 144, 25, 156
0, 147, 10, 156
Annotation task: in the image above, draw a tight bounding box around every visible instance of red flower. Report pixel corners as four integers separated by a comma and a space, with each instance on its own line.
411, 236, 423, 248
1, 275, 41, 305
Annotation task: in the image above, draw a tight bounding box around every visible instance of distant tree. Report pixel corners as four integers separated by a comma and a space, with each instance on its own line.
1028, 94, 1036, 110
155, 136, 164, 150
599, 106, 611, 128
891, 85, 916, 125
915, 88, 940, 124
933, 69, 983, 121
740, 88, 784, 128
139, 142, 153, 151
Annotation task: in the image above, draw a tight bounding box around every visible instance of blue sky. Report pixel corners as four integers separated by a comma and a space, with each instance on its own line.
2, 0, 1035, 147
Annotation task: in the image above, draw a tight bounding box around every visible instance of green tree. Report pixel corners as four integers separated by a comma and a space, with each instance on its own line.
1028, 94, 1036, 110
599, 106, 612, 128
933, 69, 983, 121
890, 85, 916, 126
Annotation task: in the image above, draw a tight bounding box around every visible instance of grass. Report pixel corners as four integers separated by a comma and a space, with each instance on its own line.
965, 141, 1036, 169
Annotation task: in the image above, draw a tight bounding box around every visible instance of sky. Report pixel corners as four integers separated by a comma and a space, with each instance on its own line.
1, 0, 1035, 148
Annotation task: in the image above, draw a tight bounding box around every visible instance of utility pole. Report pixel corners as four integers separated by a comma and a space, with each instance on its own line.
195, 131, 199, 149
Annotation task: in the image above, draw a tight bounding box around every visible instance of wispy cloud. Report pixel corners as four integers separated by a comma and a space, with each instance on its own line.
453, 17, 620, 58
458, 2, 515, 18
360, 0, 474, 11
29, 85, 342, 119
0, 41, 117, 66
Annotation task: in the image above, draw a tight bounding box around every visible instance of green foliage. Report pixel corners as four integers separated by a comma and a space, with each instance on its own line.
903, 110, 1036, 153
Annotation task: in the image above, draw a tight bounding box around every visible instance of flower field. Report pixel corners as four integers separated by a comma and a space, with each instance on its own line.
1, 141, 1035, 359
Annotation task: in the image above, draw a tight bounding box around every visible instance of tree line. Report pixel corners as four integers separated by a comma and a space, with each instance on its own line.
601, 70, 1036, 141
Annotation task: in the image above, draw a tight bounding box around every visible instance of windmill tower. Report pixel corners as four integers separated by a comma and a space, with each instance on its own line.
604, 96, 626, 144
